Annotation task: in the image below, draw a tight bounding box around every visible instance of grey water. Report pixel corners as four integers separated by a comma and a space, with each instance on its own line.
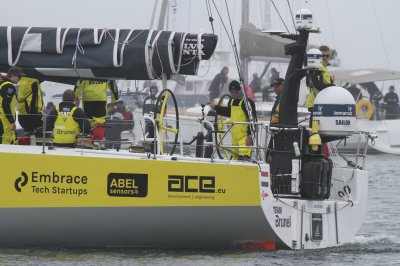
0, 154, 399, 265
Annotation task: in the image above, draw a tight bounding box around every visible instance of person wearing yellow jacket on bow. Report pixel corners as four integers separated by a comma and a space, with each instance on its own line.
208, 80, 257, 160
0, 67, 23, 144
17, 77, 44, 133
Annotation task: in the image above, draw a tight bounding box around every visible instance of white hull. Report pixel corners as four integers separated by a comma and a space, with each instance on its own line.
337, 119, 400, 154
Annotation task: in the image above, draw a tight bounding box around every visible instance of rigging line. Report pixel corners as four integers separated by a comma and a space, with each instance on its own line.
223, 0, 243, 82
210, 0, 234, 49
222, 0, 255, 115
205, 0, 215, 35
370, 0, 391, 67
270, 0, 291, 34
286, 0, 297, 34
223, 0, 258, 154
209, 0, 255, 128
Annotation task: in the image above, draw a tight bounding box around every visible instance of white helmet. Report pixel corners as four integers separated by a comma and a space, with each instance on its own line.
295, 9, 313, 30
307, 48, 322, 68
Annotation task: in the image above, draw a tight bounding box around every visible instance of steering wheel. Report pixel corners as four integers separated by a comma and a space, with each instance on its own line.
153, 89, 179, 155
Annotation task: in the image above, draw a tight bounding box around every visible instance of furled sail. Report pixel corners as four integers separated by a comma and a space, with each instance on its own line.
0, 26, 218, 83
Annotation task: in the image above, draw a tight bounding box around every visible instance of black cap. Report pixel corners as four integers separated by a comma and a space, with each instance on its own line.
7, 66, 25, 77
229, 80, 241, 91
273, 78, 284, 86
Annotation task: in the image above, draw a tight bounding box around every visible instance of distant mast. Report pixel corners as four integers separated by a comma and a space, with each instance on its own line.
241, 0, 249, 84
167, 0, 190, 32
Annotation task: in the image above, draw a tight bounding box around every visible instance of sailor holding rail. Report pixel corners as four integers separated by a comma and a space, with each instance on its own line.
208, 80, 257, 160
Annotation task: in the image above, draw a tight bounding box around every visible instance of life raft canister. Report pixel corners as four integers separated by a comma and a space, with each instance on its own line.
355, 99, 373, 119
312, 86, 356, 137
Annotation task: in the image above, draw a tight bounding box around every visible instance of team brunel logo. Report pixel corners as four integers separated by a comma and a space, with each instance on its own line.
15, 171, 29, 192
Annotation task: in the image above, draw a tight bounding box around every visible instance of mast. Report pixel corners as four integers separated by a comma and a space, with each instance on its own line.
157, 0, 169, 30
279, 30, 309, 126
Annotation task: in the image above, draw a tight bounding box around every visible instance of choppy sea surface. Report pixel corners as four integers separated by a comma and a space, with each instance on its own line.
0, 154, 399, 265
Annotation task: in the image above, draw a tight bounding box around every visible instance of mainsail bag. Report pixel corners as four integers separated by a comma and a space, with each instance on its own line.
0, 26, 218, 83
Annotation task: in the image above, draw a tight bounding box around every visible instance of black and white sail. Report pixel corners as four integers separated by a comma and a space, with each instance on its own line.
0, 26, 218, 83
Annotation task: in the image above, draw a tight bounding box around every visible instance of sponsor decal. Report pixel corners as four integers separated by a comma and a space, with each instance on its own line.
183, 38, 205, 56
275, 215, 292, 228
273, 206, 282, 214
335, 119, 351, 126
15, 171, 88, 196
107, 173, 148, 197
14, 172, 29, 192
273, 206, 291, 228
313, 104, 355, 117
167, 175, 225, 200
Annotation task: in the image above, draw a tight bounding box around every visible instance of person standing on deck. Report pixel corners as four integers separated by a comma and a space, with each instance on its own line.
17, 76, 44, 133
383, 85, 399, 119
0, 67, 22, 144
142, 85, 159, 139
74, 79, 119, 140
208, 66, 229, 101
305, 48, 333, 112
208, 80, 257, 160
270, 78, 284, 124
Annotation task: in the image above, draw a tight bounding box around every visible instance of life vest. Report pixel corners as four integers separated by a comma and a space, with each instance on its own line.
53, 106, 80, 144
143, 96, 158, 114
230, 99, 251, 158
74, 80, 116, 102
306, 65, 332, 109
271, 103, 280, 124
17, 77, 43, 115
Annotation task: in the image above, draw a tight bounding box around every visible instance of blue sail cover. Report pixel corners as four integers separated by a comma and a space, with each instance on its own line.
0, 26, 218, 83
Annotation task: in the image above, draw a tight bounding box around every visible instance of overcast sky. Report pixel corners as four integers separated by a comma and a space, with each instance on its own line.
1, 0, 399, 70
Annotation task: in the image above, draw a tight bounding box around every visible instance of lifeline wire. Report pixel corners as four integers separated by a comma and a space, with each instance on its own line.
205, 0, 215, 35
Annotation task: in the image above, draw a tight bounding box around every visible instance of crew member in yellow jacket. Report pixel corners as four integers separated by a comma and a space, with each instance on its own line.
208, 80, 257, 160
46, 89, 91, 147
305, 47, 333, 112
0, 67, 22, 144
74, 80, 119, 125
74, 80, 119, 140
17, 77, 44, 133
270, 78, 284, 124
